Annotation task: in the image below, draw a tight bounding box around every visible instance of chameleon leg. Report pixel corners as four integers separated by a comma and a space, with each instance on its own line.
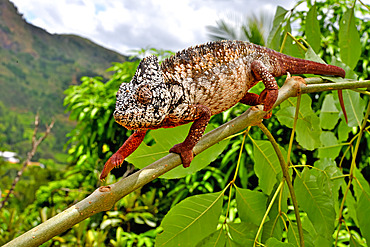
169, 105, 211, 168
239, 92, 260, 105
251, 60, 279, 112
100, 129, 147, 180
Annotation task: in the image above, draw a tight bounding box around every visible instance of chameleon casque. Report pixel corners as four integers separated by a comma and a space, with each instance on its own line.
100, 40, 345, 179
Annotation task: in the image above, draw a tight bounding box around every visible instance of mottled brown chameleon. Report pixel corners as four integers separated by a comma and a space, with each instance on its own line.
100, 40, 345, 179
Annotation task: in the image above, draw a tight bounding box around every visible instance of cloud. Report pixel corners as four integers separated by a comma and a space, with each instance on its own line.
10, 0, 295, 55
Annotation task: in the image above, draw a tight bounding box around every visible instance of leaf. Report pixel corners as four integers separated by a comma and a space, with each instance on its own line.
126, 123, 229, 179
296, 113, 321, 150
276, 95, 322, 150
265, 237, 295, 246
261, 185, 287, 242
235, 187, 267, 226
267, 6, 288, 50
341, 183, 359, 226
318, 132, 341, 159
339, 7, 361, 70
252, 140, 284, 195
305, 4, 321, 53
294, 168, 336, 238
337, 119, 352, 142
319, 94, 339, 130
342, 90, 365, 127
305, 46, 326, 63
156, 192, 223, 247
353, 168, 370, 199
196, 229, 227, 247
228, 222, 258, 247
356, 191, 370, 244
300, 216, 332, 247
280, 19, 305, 58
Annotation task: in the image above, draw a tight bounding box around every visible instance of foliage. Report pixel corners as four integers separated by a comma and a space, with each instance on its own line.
0, 0, 129, 161
2, 0, 370, 246
153, 1, 370, 246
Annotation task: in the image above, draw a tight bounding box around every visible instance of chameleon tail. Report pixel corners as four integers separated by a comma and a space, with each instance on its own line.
278, 55, 348, 123
279, 55, 346, 78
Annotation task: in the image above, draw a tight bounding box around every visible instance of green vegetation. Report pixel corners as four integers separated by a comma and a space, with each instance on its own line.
1, 0, 370, 246
0, 0, 128, 161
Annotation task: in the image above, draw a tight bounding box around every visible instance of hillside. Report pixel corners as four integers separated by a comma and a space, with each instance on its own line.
0, 0, 129, 161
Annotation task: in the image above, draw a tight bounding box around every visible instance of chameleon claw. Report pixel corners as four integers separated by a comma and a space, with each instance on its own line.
258, 88, 278, 112
100, 152, 125, 180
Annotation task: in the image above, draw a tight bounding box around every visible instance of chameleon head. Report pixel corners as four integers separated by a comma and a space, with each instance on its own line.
114, 55, 172, 129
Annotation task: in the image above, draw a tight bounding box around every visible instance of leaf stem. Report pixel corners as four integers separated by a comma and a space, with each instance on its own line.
335, 99, 370, 246
258, 123, 304, 247
254, 180, 284, 247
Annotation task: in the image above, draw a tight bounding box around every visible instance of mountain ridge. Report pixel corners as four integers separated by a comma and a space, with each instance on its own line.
0, 0, 129, 160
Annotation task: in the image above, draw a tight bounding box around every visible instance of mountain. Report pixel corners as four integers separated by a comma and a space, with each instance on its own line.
0, 0, 129, 161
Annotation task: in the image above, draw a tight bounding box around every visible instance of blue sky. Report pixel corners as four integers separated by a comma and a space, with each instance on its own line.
10, 0, 296, 55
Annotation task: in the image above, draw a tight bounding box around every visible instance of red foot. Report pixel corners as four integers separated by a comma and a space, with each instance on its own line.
100, 152, 125, 180
169, 143, 194, 168
258, 88, 278, 112
100, 129, 147, 180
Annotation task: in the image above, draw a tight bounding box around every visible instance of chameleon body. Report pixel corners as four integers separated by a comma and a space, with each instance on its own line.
100, 40, 345, 179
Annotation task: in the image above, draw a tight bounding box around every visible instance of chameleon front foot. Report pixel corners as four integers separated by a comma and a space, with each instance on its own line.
169, 143, 194, 168
100, 152, 125, 180
100, 129, 147, 180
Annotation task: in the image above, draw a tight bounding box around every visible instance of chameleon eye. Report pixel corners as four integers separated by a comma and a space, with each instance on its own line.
136, 84, 152, 105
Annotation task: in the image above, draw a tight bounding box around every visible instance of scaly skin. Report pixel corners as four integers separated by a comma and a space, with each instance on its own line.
100, 40, 345, 179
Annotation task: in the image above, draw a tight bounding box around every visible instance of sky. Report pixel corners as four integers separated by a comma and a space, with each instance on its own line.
10, 0, 296, 56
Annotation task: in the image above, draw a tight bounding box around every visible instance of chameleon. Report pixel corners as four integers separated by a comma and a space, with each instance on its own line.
100, 40, 345, 179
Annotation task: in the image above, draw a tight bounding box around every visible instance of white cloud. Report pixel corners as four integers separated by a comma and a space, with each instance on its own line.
10, 0, 295, 55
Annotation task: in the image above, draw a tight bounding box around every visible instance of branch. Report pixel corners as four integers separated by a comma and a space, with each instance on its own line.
4, 77, 370, 247
0, 114, 54, 210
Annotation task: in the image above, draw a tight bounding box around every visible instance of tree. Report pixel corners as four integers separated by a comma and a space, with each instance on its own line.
3, 1, 370, 246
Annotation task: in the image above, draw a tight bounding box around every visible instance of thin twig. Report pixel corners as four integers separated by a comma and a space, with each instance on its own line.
0, 114, 54, 210
258, 123, 304, 247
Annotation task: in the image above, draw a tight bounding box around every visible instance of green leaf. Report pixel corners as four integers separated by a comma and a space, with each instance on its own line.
196, 229, 227, 247
296, 114, 321, 150
342, 90, 365, 127
342, 183, 359, 226
261, 185, 287, 242
318, 132, 341, 159
267, 6, 288, 50
313, 159, 343, 216
305, 4, 321, 53
228, 222, 258, 247
156, 192, 223, 247
276, 95, 322, 150
305, 46, 326, 63
252, 140, 284, 195
356, 191, 370, 244
353, 168, 370, 199
294, 168, 336, 238
265, 237, 295, 246
280, 19, 305, 58
339, 7, 361, 70
319, 94, 339, 130
235, 187, 267, 225
300, 216, 332, 247
126, 123, 229, 179
337, 119, 352, 142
